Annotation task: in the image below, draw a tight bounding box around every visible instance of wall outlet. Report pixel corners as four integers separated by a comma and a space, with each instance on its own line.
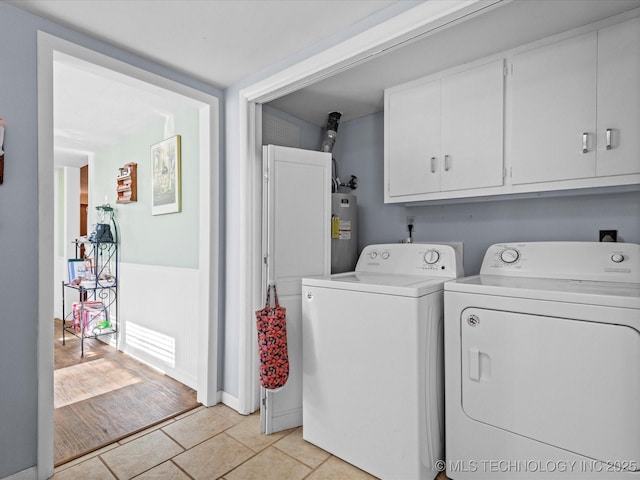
599, 230, 617, 242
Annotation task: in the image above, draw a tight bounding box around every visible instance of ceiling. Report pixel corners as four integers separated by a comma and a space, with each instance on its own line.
8, 0, 640, 165
271, 0, 640, 126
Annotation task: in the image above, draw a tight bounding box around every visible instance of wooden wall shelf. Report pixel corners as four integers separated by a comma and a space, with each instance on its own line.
116, 162, 137, 204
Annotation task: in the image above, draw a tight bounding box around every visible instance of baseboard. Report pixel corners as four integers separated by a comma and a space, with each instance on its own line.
120, 344, 197, 390
1, 466, 37, 480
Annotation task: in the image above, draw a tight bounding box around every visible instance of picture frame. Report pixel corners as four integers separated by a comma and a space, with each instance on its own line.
67, 259, 88, 283
151, 135, 181, 215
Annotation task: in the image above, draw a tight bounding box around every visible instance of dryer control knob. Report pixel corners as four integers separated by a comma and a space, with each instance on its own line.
381, 251, 390, 260
500, 248, 520, 264
424, 249, 440, 265
611, 253, 624, 263
368, 251, 378, 259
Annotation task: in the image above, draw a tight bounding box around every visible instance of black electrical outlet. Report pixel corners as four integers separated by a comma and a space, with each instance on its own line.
599, 230, 617, 242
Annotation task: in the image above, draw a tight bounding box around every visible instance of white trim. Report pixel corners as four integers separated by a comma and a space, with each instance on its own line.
37, 31, 219, 478
37, 34, 56, 480
245, 0, 505, 103
219, 390, 241, 413
235, 0, 506, 413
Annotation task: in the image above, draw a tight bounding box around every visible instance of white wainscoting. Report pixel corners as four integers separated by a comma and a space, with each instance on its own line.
117, 262, 199, 389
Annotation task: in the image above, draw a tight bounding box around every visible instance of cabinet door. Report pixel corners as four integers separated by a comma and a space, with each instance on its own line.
511, 33, 597, 185
597, 17, 640, 177
440, 60, 504, 192
387, 80, 440, 196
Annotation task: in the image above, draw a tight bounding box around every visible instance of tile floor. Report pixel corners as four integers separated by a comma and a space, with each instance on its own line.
51, 403, 451, 480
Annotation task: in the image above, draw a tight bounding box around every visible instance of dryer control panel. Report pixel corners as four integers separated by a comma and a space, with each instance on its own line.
356, 243, 464, 278
480, 242, 640, 283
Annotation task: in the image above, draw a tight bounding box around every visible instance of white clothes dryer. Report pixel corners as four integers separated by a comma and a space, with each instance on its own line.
302, 243, 463, 480
445, 242, 640, 479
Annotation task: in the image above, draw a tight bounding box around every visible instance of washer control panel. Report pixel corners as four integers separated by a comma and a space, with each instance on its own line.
480, 242, 640, 283
356, 243, 464, 278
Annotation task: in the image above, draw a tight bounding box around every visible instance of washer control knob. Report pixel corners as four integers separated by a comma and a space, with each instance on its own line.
368, 251, 378, 259
611, 253, 624, 263
424, 249, 440, 265
500, 248, 520, 264
381, 251, 390, 260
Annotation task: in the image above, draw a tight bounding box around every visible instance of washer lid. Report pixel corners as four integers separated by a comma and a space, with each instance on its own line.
445, 274, 640, 309
303, 272, 448, 297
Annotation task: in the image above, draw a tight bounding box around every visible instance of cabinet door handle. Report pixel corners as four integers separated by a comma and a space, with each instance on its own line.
606, 128, 612, 150
430, 156, 437, 173
444, 154, 451, 171
582, 133, 589, 154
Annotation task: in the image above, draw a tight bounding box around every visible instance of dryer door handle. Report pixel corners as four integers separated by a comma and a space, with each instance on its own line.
469, 347, 480, 381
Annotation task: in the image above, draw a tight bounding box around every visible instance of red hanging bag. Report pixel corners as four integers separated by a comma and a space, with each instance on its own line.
255, 284, 290, 391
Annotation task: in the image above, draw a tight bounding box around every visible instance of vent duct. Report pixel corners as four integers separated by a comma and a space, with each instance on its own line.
320, 111, 341, 153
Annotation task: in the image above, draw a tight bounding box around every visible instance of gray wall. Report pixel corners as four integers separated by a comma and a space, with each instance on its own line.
0, 3, 223, 477
332, 111, 640, 276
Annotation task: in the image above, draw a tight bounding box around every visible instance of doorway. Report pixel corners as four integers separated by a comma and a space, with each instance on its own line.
38, 32, 219, 477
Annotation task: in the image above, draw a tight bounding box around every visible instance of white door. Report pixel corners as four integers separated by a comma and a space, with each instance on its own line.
440, 59, 504, 192
387, 79, 441, 197
261, 145, 331, 434
596, 16, 640, 177
461, 307, 640, 467
511, 32, 597, 184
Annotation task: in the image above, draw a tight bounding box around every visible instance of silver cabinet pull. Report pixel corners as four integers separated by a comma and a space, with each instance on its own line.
606, 128, 612, 150
430, 156, 436, 173
582, 133, 589, 154
444, 154, 451, 171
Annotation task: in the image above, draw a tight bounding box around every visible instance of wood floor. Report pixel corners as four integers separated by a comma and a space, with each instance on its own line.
54, 318, 200, 466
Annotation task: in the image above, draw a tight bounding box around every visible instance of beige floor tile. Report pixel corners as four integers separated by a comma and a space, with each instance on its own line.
54, 444, 119, 473
100, 430, 184, 479
306, 455, 379, 480
161, 407, 234, 449
173, 432, 255, 480
132, 461, 190, 479
209, 403, 249, 425
273, 427, 330, 468
225, 413, 291, 452
118, 418, 176, 444
50, 456, 116, 480
174, 405, 207, 420
224, 446, 311, 480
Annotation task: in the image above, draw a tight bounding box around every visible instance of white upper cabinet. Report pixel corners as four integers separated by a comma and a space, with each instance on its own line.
511, 16, 640, 185
385, 59, 504, 202
511, 33, 597, 185
596, 16, 640, 177
387, 79, 440, 196
440, 60, 504, 192
384, 14, 640, 204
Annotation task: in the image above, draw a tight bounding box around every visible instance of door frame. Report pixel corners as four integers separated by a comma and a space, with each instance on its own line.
235, 0, 505, 414
37, 32, 219, 479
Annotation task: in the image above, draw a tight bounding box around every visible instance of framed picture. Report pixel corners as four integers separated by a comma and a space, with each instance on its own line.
68, 259, 88, 283
151, 135, 181, 215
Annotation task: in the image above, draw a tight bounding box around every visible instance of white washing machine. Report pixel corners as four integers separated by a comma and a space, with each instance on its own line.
445, 242, 640, 479
302, 243, 463, 480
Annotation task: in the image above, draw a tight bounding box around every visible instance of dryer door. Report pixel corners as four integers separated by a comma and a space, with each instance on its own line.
461, 307, 640, 469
